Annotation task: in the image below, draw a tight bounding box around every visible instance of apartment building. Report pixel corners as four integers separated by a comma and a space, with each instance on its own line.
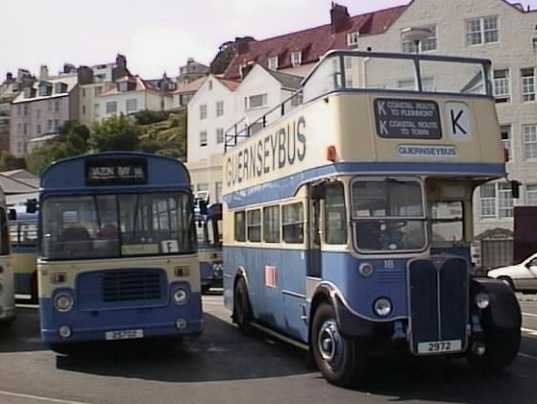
10, 72, 79, 157
177, 58, 210, 85
173, 76, 207, 109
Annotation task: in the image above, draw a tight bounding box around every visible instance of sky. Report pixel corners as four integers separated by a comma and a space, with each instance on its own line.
1, 0, 537, 80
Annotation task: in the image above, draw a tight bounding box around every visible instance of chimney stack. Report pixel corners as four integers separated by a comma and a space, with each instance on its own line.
77, 66, 94, 85
39, 65, 49, 80
330, 2, 351, 33
5, 72, 13, 82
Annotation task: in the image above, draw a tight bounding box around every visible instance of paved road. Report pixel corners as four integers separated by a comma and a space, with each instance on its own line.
0, 294, 535, 404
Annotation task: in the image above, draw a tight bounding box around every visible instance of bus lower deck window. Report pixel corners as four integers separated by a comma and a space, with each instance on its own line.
282, 203, 304, 244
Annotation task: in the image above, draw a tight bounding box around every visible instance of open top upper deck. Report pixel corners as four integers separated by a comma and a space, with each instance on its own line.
40, 152, 191, 194
223, 50, 505, 202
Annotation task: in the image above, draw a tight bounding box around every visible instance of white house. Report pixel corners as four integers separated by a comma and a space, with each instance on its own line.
186, 75, 240, 202
95, 76, 173, 121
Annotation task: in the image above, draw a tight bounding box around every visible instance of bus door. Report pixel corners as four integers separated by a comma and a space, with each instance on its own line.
307, 185, 323, 279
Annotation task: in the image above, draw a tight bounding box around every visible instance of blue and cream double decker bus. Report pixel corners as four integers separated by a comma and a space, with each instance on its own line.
195, 202, 223, 294
9, 211, 38, 302
38, 152, 202, 352
222, 51, 521, 386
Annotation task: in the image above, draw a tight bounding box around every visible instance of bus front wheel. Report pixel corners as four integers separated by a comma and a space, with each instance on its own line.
311, 303, 366, 387
233, 278, 252, 334
467, 327, 520, 373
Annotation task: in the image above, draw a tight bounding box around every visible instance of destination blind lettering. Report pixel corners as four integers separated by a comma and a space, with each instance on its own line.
86, 159, 147, 185
374, 98, 442, 139
226, 116, 306, 187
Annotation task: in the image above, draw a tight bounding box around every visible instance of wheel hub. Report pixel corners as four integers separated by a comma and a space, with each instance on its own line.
318, 320, 342, 364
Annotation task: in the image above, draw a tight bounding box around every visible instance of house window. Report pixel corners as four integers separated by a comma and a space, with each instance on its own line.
23, 124, 28, 135
126, 98, 138, 114
493, 69, 510, 103
500, 125, 511, 161
216, 101, 224, 117
47, 120, 52, 131
523, 125, 537, 160
119, 82, 128, 92
498, 183, 513, 218
401, 25, 437, 53
82, 105, 86, 115
200, 104, 207, 120
245, 93, 268, 110
466, 16, 498, 46
216, 128, 224, 144
347, 31, 360, 47
521, 68, 536, 102
36, 124, 41, 135
23, 104, 28, 116
291, 51, 302, 66
17, 105, 21, 116
82, 89, 86, 97
48, 101, 52, 112
526, 184, 537, 206
95, 86, 102, 96
200, 131, 208, 147
480, 184, 496, 218
54, 119, 60, 130
54, 101, 60, 112
268, 56, 279, 70
95, 103, 100, 118
106, 101, 117, 114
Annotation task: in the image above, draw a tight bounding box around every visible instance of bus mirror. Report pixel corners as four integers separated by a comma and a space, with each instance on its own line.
511, 181, 521, 199
26, 198, 38, 213
311, 184, 326, 200
8, 209, 16, 221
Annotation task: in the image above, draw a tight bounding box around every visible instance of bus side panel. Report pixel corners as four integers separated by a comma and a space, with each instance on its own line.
280, 249, 308, 341
321, 252, 409, 320
12, 250, 37, 296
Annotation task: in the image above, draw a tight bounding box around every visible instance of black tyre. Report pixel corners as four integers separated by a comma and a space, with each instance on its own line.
0, 316, 15, 330
311, 303, 366, 387
467, 327, 521, 373
49, 343, 79, 356
233, 277, 252, 334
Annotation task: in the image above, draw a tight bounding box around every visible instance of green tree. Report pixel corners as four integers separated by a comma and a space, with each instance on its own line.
0, 151, 26, 171
25, 121, 90, 175
90, 115, 141, 152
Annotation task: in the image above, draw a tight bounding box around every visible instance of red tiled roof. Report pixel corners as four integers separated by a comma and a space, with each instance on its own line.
100, 75, 158, 96
223, 5, 408, 79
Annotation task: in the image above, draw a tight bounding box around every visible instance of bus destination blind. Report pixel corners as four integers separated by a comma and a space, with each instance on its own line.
374, 98, 442, 139
86, 158, 147, 186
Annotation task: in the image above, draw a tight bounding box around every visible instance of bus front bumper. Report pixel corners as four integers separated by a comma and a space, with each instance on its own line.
39, 296, 203, 344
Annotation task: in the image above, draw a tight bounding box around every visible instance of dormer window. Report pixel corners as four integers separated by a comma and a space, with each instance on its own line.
268, 56, 279, 70
54, 82, 67, 94
291, 51, 302, 66
347, 31, 360, 47
118, 81, 128, 92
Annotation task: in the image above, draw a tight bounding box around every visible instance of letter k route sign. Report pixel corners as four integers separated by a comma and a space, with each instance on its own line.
446, 102, 472, 141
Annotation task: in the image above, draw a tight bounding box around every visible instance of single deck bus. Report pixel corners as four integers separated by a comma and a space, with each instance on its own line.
0, 187, 15, 328
9, 211, 38, 302
38, 152, 202, 352
222, 50, 521, 386
195, 202, 223, 294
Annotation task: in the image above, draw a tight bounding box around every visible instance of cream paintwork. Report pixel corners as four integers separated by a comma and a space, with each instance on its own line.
223, 91, 504, 199
0, 255, 15, 321
198, 249, 223, 262
488, 253, 537, 291
37, 254, 200, 299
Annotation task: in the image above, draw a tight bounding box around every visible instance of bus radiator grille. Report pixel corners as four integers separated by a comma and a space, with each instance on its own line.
101, 269, 163, 302
408, 258, 468, 353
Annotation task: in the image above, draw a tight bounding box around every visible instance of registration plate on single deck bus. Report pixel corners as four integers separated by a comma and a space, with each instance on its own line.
105, 329, 144, 341
417, 340, 462, 354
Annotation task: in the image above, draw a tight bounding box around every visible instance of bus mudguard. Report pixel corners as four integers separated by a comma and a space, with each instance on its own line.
471, 277, 521, 330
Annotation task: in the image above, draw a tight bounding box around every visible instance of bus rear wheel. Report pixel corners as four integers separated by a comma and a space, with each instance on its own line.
233, 278, 252, 334
311, 303, 366, 387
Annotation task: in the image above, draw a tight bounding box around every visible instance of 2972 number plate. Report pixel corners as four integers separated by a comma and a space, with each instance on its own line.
417, 340, 462, 354
105, 329, 144, 341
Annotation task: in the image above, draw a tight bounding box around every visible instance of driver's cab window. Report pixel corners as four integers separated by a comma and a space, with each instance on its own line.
430, 201, 464, 243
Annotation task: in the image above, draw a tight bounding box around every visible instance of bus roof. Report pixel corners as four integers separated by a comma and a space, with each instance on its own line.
40, 152, 191, 192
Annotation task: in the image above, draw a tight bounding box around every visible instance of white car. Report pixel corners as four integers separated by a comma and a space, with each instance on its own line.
488, 253, 537, 293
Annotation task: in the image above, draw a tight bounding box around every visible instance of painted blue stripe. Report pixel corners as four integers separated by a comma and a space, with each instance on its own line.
223, 161, 505, 209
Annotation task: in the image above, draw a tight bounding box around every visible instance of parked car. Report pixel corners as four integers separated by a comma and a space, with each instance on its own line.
488, 253, 537, 293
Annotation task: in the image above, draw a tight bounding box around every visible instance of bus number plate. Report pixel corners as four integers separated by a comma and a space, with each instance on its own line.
418, 340, 461, 354
105, 329, 144, 341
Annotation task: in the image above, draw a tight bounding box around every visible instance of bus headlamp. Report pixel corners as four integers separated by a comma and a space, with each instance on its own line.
374, 297, 392, 317
58, 325, 72, 339
358, 263, 374, 278
212, 263, 223, 275
475, 293, 490, 310
54, 293, 74, 312
173, 288, 189, 305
